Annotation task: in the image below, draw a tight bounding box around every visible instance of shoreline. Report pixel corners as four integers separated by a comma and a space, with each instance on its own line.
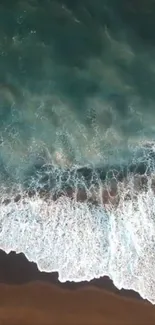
0, 249, 144, 301
0, 249, 155, 325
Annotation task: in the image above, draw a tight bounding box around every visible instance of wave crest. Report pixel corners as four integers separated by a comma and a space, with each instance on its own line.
0, 170, 155, 304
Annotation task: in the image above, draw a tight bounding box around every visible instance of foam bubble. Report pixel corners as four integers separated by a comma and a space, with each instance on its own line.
0, 170, 155, 304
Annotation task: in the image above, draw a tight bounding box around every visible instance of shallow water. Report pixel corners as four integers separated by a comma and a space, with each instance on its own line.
1, 0, 155, 304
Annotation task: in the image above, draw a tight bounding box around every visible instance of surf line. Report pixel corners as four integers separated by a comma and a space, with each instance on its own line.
0, 156, 153, 210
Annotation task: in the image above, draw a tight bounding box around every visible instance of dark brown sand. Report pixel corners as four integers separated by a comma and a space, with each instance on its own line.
0, 250, 155, 325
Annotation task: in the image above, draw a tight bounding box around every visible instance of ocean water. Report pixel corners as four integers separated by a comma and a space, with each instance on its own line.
1, 0, 155, 303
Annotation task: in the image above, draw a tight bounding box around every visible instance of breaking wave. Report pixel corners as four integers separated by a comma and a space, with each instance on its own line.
0, 149, 155, 304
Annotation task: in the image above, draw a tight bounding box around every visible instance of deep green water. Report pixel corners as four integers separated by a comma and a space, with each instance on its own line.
0, 0, 155, 183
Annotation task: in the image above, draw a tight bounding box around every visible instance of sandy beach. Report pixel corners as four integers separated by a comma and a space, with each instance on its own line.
0, 250, 154, 325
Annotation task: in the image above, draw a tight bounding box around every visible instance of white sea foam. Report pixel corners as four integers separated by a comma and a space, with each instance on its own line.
0, 172, 155, 304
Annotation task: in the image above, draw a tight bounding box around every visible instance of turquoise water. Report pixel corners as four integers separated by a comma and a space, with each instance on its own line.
0, 0, 155, 182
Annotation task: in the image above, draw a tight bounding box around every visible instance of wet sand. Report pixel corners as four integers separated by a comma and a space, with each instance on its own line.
0, 250, 155, 325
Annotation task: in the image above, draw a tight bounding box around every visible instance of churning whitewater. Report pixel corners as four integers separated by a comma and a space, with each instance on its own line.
0, 157, 155, 304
